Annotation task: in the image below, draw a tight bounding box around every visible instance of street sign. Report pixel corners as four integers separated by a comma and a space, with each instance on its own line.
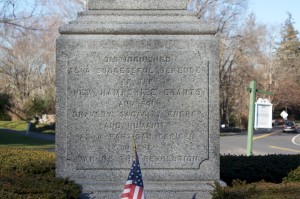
254, 98, 273, 129
280, 110, 288, 120
246, 80, 273, 156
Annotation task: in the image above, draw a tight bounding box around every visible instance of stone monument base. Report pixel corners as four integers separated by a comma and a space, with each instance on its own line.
78, 180, 217, 199
56, 1, 220, 199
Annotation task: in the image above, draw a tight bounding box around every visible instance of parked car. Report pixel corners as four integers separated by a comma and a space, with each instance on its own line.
282, 121, 298, 133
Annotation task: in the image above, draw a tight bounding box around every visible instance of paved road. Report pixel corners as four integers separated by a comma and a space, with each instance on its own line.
221, 126, 300, 155
3, 126, 300, 155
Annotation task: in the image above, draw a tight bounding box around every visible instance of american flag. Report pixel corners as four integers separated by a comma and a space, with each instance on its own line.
121, 150, 145, 199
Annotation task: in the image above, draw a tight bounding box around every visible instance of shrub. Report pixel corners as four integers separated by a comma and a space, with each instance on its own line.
212, 180, 300, 199
0, 93, 11, 120
283, 165, 300, 183
0, 148, 55, 175
0, 173, 80, 199
221, 154, 300, 185
26, 94, 55, 118
215, 155, 300, 198
0, 148, 80, 198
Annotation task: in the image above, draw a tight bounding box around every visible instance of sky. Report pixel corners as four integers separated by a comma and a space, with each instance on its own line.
248, 0, 300, 33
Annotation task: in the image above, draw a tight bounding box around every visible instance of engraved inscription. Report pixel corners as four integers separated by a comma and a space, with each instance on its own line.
69, 88, 205, 98
96, 67, 155, 75
98, 88, 157, 97
76, 155, 113, 164
127, 122, 164, 129
71, 89, 96, 97
73, 131, 195, 142
67, 66, 209, 76
163, 88, 204, 96
104, 56, 170, 63
160, 66, 204, 74
74, 154, 200, 166
120, 111, 159, 119
72, 111, 113, 118
118, 100, 156, 108
166, 110, 202, 118
68, 66, 90, 75
120, 78, 154, 86
66, 50, 210, 169
143, 155, 200, 163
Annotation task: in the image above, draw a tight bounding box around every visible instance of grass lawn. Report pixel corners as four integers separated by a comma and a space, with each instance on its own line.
0, 120, 28, 131
0, 120, 55, 134
0, 130, 55, 150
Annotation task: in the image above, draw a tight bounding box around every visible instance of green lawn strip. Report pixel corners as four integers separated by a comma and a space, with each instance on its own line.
0, 131, 54, 150
0, 121, 27, 131
0, 121, 55, 135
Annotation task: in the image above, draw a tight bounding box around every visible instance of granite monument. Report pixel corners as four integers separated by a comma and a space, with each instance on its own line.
56, 0, 220, 198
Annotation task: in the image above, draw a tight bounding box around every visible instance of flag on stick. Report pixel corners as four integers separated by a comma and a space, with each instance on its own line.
121, 140, 145, 199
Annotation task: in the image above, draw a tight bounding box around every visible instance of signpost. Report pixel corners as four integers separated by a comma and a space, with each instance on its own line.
246, 80, 273, 156
254, 98, 273, 129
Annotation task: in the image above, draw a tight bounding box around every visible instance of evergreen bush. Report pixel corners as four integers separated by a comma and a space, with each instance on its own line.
221, 154, 300, 185
0, 148, 80, 198
283, 165, 300, 183
212, 181, 300, 199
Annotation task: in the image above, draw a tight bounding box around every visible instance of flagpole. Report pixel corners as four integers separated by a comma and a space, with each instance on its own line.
132, 136, 137, 159
121, 136, 145, 199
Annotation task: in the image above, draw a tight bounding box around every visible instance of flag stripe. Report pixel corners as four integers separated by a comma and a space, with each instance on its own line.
137, 187, 144, 199
141, 192, 145, 199
129, 185, 136, 198
126, 180, 133, 185
133, 186, 140, 199
122, 189, 130, 194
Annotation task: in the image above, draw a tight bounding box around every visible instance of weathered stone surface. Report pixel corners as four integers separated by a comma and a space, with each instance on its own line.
59, 10, 217, 35
89, 0, 189, 10
56, 2, 219, 198
78, 181, 215, 199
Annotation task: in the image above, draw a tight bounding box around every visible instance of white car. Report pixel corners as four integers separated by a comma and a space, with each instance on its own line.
282, 121, 298, 133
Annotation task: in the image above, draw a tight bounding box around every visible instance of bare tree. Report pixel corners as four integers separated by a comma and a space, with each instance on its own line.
42, 0, 84, 21
219, 11, 272, 127
0, 0, 83, 120
271, 13, 300, 115
195, 0, 248, 34
0, 20, 57, 119
0, 0, 47, 40
192, 0, 249, 126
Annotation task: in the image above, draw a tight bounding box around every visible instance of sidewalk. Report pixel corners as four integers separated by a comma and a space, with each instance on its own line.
0, 128, 55, 141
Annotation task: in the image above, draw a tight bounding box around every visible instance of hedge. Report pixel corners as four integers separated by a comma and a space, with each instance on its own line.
221, 154, 300, 185
0, 148, 80, 199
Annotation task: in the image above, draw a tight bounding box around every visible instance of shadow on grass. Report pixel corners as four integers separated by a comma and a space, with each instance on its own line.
0, 121, 55, 135
30, 122, 55, 135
